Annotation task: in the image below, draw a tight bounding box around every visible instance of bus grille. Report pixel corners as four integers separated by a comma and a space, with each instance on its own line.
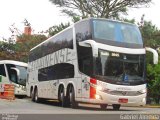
106, 90, 143, 96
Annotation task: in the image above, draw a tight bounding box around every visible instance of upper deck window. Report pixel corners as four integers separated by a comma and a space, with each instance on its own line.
92, 19, 143, 48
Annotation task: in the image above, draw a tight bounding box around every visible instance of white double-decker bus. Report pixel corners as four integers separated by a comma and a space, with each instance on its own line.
27, 18, 158, 110
0, 60, 27, 98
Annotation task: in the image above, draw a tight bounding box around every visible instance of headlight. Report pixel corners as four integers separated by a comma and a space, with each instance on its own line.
96, 86, 109, 92
138, 89, 147, 94
96, 86, 103, 91
90, 82, 108, 92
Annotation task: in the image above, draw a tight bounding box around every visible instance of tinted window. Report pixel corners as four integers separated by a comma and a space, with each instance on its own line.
77, 45, 94, 76
6, 64, 27, 86
75, 20, 93, 76
38, 63, 74, 81
95, 50, 145, 85
29, 28, 73, 62
75, 20, 92, 42
6, 64, 18, 83
92, 19, 143, 48
0, 64, 6, 77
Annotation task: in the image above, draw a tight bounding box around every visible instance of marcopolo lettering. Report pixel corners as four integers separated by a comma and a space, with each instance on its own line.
30, 48, 73, 71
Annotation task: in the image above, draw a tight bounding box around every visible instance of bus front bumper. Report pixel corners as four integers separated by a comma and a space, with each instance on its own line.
14, 88, 27, 96
89, 92, 146, 106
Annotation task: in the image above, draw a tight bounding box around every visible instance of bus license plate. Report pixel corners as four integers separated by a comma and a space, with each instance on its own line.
118, 98, 128, 103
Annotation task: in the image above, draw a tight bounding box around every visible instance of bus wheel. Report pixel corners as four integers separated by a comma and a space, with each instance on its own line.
59, 87, 68, 107
31, 89, 35, 102
34, 88, 40, 103
69, 87, 78, 109
112, 104, 120, 110
100, 104, 107, 110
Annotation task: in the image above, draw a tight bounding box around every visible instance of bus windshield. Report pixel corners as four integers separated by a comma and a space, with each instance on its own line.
95, 50, 145, 85
6, 64, 27, 86
92, 19, 143, 48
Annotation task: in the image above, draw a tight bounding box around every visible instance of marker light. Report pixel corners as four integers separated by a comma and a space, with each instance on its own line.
96, 86, 103, 91
90, 78, 97, 99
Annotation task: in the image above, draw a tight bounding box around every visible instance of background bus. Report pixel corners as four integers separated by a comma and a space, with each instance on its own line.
27, 18, 158, 110
0, 60, 28, 98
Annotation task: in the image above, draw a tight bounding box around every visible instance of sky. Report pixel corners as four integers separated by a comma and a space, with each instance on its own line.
0, 0, 160, 40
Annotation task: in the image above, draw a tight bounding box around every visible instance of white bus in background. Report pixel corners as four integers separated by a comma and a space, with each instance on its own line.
27, 18, 158, 110
0, 60, 27, 98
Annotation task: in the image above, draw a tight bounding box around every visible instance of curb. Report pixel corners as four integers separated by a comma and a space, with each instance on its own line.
143, 105, 160, 108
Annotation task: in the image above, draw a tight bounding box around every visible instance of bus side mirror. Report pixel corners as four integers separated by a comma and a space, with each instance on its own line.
10, 68, 20, 83
78, 40, 98, 57
146, 47, 158, 64
11, 68, 20, 76
79, 41, 91, 47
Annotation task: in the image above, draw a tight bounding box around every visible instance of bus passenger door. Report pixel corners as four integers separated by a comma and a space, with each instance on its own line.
80, 57, 92, 101
76, 76, 89, 102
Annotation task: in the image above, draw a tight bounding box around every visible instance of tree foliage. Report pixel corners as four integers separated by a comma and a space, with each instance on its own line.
0, 34, 47, 62
140, 21, 160, 49
139, 19, 160, 104
49, 0, 152, 18
147, 63, 160, 104
47, 16, 81, 37
48, 22, 70, 37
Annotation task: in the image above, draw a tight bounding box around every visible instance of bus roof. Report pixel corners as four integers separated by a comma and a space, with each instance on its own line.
74, 17, 136, 27
30, 18, 136, 52
0, 60, 28, 67
30, 25, 73, 52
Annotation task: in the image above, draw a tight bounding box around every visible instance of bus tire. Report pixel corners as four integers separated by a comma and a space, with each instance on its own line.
34, 89, 39, 103
34, 88, 40, 103
69, 86, 78, 109
31, 89, 35, 102
59, 87, 69, 107
112, 104, 120, 110
100, 104, 107, 110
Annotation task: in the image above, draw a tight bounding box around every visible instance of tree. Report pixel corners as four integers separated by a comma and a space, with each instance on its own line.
135, 14, 160, 49
15, 34, 47, 62
147, 63, 160, 104
49, 0, 152, 18
138, 18, 160, 104
140, 21, 160, 49
48, 22, 70, 37
0, 34, 47, 62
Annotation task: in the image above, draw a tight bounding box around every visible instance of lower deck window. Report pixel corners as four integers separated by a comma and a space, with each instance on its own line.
38, 63, 74, 81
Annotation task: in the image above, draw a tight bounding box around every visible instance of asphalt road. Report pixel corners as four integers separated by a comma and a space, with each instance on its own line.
0, 98, 160, 120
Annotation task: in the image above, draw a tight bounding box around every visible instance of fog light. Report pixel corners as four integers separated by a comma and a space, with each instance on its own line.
95, 94, 102, 100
